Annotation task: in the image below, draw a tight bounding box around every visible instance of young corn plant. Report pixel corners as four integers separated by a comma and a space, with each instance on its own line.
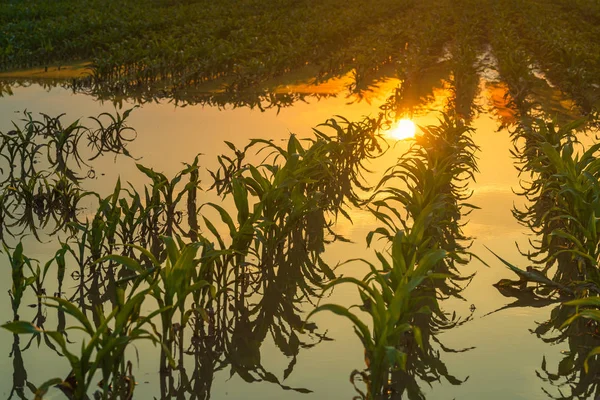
308, 113, 479, 399
2, 286, 165, 400
100, 236, 217, 374
207, 115, 388, 294
308, 226, 449, 399
491, 116, 600, 397
4, 242, 37, 321
369, 115, 479, 299
503, 118, 597, 292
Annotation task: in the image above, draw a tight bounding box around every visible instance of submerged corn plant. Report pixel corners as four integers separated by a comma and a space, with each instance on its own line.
0, 107, 361, 398
370, 115, 479, 397
179, 115, 392, 393
206, 114, 388, 295
98, 236, 218, 379
488, 112, 600, 396
307, 112, 479, 399
496, 117, 598, 293
3, 285, 165, 399
370, 115, 479, 298
4, 242, 37, 320
309, 221, 461, 399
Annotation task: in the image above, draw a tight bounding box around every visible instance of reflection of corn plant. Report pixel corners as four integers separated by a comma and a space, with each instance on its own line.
8, 332, 28, 400
87, 107, 138, 161
560, 297, 600, 369
0, 110, 136, 244
489, 5, 538, 117
137, 157, 201, 250
530, 296, 600, 399
510, 0, 600, 115
447, 0, 485, 122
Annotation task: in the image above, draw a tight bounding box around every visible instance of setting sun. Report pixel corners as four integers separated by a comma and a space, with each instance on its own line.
390, 118, 417, 140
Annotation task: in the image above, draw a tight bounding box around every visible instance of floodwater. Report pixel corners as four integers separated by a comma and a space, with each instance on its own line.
0, 64, 589, 400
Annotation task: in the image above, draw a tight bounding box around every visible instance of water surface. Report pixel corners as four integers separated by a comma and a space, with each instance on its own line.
0, 69, 585, 399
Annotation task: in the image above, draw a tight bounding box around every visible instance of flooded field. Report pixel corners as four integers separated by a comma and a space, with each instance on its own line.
2, 0, 600, 399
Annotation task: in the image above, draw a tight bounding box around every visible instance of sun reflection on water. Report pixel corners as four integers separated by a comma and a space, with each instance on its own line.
389, 118, 416, 140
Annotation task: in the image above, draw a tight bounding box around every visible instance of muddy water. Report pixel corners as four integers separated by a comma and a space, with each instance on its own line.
0, 74, 582, 399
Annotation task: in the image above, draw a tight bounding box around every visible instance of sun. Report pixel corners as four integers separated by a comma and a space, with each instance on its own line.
390, 119, 416, 140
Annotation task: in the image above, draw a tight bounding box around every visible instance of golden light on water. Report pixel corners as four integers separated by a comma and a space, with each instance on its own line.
390, 118, 416, 140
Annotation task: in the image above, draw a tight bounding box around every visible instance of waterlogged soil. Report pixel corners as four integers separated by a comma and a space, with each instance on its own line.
0, 73, 584, 399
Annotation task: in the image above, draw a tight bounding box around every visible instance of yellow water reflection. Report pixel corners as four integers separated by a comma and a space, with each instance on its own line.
389, 118, 417, 140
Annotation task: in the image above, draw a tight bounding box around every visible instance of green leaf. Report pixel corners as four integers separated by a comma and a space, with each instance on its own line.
385, 346, 407, 370
2, 321, 42, 334
97, 254, 144, 274
414, 249, 446, 276
307, 304, 372, 345
34, 378, 63, 400
163, 236, 182, 266
232, 178, 250, 225
45, 297, 94, 335
205, 203, 237, 238
584, 346, 600, 373
549, 229, 585, 251
413, 325, 424, 350
564, 297, 600, 307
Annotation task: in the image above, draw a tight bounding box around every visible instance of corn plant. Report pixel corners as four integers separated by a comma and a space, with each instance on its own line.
100, 236, 217, 373
2, 286, 165, 400
306, 112, 478, 399
491, 113, 600, 397
4, 243, 37, 320
501, 118, 597, 292
309, 226, 456, 398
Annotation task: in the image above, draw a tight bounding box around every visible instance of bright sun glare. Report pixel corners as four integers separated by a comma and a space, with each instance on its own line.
390, 119, 416, 140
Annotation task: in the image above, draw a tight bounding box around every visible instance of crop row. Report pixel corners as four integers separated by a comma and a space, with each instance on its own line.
488, 14, 600, 396
497, 0, 600, 116
308, 46, 481, 395
1, 0, 417, 92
